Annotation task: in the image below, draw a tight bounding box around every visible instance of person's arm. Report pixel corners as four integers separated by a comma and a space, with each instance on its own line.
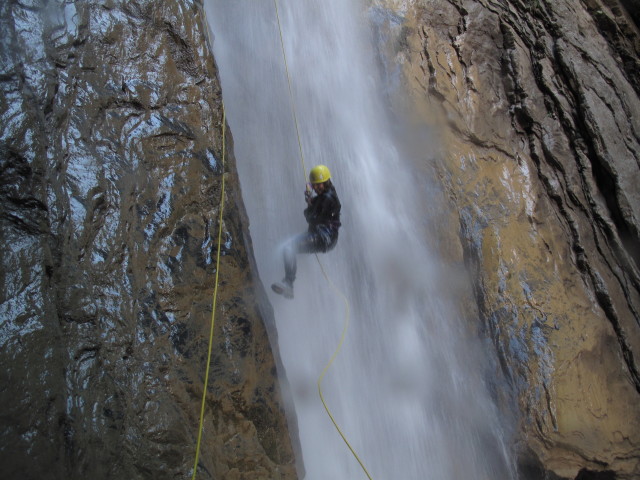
307, 192, 339, 225
303, 197, 316, 223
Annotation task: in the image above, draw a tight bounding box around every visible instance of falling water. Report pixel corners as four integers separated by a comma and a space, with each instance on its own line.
205, 1, 517, 478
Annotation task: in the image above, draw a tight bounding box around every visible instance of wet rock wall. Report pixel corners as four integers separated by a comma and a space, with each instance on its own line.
0, 0, 297, 478
373, 0, 640, 478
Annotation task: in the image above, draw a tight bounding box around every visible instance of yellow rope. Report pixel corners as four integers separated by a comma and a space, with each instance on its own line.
274, 1, 373, 478
315, 262, 374, 480
191, 105, 227, 480
273, 0, 309, 183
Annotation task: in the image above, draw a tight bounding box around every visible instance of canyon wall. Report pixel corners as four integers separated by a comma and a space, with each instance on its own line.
3, 0, 640, 478
0, 0, 297, 478
373, 0, 640, 478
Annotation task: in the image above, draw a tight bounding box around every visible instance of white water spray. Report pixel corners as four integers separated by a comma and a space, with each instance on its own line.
206, 1, 516, 478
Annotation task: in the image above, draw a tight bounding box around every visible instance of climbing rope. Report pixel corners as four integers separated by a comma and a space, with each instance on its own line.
190, 107, 227, 479
273, 0, 309, 185
273, 1, 373, 478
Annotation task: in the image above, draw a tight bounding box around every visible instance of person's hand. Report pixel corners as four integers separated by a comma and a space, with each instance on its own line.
304, 188, 312, 204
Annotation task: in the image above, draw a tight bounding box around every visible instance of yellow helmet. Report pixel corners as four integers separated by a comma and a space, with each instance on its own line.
309, 165, 331, 184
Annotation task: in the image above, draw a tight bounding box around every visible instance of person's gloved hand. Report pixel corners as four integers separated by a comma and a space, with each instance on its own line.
304, 189, 313, 204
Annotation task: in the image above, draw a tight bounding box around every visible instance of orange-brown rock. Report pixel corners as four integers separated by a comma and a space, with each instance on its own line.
372, 0, 640, 478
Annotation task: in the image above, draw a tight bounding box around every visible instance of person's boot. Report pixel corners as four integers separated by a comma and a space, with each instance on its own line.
271, 279, 294, 299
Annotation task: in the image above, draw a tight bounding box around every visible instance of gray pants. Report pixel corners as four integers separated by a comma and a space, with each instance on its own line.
283, 227, 338, 285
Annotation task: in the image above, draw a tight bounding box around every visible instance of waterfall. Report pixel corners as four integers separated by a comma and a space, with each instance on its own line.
205, 1, 516, 478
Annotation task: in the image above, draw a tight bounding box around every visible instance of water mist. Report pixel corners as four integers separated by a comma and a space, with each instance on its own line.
205, 1, 517, 478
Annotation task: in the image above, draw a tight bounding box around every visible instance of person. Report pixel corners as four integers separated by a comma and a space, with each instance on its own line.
271, 164, 341, 299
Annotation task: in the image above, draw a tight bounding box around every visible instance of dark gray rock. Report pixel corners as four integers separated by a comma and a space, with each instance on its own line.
0, 1, 298, 478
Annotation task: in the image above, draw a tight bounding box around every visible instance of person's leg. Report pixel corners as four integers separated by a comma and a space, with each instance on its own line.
272, 232, 320, 299
283, 232, 319, 285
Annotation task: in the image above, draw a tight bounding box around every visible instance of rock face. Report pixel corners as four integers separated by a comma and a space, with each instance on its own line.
4, 0, 640, 478
373, 0, 640, 478
0, 0, 297, 478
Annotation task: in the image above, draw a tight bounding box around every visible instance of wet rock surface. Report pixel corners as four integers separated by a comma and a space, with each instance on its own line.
1, 0, 297, 478
373, 0, 640, 478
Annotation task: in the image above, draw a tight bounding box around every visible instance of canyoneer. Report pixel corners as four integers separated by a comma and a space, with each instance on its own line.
271, 165, 342, 299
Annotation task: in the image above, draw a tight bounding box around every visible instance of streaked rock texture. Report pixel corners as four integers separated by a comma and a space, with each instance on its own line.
373, 0, 640, 478
5, 0, 640, 478
0, 0, 298, 478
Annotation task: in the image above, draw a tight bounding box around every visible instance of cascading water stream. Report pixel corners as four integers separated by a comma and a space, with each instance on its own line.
206, 1, 517, 478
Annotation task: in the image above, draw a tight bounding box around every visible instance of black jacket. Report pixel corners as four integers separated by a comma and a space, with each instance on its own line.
304, 185, 341, 234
